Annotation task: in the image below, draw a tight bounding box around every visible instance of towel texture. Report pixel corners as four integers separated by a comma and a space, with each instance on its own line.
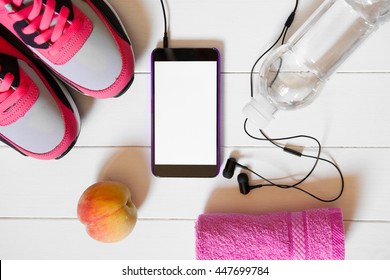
196, 208, 344, 260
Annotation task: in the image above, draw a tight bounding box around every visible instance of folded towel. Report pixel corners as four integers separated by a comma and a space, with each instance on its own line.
195, 208, 344, 260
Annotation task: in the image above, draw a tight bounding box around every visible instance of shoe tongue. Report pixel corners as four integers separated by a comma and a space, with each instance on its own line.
0, 56, 38, 126
0, 54, 20, 89
41, 0, 75, 20
53, 0, 74, 20
41, 0, 75, 29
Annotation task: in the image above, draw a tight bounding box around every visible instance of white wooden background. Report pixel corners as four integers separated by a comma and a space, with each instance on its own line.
1, 0, 390, 260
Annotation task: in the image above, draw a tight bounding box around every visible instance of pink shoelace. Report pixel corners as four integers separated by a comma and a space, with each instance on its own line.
0, 66, 15, 101
2, 0, 71, 45
0, 64, 24, 114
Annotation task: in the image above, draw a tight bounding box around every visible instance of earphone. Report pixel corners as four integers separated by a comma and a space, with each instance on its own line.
223, 159, 262, 195
222, 158, 253, 195
222, 156, 344, 202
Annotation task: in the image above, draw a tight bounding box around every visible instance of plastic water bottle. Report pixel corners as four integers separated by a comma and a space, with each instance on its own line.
243, 0, 390, 128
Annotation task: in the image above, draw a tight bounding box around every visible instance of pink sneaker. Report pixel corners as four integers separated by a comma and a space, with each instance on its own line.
0, 35, 80, 159
0, 0, 135, 98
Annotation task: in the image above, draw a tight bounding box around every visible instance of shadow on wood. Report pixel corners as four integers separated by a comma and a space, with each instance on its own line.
204, 174, 360, 234
98, 148, 151, 209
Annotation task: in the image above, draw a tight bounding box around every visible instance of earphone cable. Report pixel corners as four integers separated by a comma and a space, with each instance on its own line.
250, 26, 287, 98
244, 118, 322, 188
243, 116, 344, 202
160, 0, 169, 48
250, 0, 298, 98
243, 0, 344, 202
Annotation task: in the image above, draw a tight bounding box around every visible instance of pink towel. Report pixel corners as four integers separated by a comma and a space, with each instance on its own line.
196, 208, 344, 260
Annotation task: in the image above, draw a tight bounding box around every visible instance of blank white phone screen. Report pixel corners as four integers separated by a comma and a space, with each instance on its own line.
154, 61, 217, 165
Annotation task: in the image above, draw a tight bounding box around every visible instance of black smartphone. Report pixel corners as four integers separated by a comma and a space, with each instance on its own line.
151, 48, 220, 177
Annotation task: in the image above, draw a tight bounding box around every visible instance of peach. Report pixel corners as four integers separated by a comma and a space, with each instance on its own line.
77, 181, 137, 243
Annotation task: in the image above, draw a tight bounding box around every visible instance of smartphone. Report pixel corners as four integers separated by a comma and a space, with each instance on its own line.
151, 48, 220, 177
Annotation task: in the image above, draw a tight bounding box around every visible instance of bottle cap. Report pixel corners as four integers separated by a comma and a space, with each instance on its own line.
242, 96, 276, 129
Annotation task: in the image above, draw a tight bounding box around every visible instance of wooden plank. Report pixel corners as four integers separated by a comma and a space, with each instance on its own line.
222, 72, 390, 148
6, 72, 384, 148
1, 147, 390, 221
0, 218, 195, 260
108, 0, 390, 73
0, 218, 388, 259
345, 221, 390, 260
